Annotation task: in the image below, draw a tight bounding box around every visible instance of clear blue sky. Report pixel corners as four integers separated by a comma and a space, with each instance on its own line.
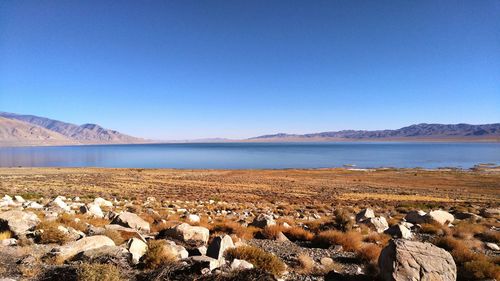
1, 1, 499, 139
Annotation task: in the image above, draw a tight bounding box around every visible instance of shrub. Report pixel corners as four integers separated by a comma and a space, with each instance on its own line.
453, 222, 486, 240
420, 222, 445, 235
478, 230, 500, 243
225, 245, 286, 276
296, 253, 314, 274
314, 230, 362, 252
36, 221, 70, 245
143, 240, 177, 269
333, 209, 354, 231
282, 227, 314, 242
57, 213, 87, 232
78, 263, 123, 281
363, 232, 391, 246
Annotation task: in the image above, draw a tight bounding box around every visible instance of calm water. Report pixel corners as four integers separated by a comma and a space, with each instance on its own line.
0, 142, 498, 169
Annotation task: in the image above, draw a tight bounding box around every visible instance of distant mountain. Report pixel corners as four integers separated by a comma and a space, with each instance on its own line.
250, 123, 500, 141
0, 112, 146, 146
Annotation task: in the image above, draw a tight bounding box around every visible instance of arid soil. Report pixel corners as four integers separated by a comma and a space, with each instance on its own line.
1, 167, 499, 205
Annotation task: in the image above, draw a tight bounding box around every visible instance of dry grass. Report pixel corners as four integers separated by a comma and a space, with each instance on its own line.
35, 221, 69, 245
296, 253, 315, 274
103, 229, 126, 246
282, 226, 314, 242
363, 232, 391, 247
77, 263, 123, 281
462, 257, 500, 280
357, 244, 382, 265
420, 221, 450, 236
225, 245, 286, 277
314, 230, 362, 252
211, 220, 259, 240
0, 231, 12, 240
453, 222, 486, 240
143, 240, 177, 269
261, 225, 285, 240
478, 230, 500, 243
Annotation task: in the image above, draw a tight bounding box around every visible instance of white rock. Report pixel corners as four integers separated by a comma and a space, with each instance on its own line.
14, 196, 25, 203
362, 217, 389, 233
51, 235, 115, 262
48, 197, 71, 212
161, 223, 209, 245
24, 201, 44, 209
127, 237, 148, 264
94, 197, 113, 207
187, 214, 200, 224
428, 210, 454, 225
111, 212, 150, 233
485, 242, 499, 251
207, 235, 234, 261
231, 259, 254, 270
356, 208, 375, 222
385, 224, 412, 239
0, 210, 40, 235
1, 238, 17, 246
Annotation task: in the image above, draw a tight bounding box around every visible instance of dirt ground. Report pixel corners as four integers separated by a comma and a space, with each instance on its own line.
1, 167, 498, 206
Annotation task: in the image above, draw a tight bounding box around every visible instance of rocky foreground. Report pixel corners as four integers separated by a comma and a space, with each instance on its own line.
0, 193, 499, 281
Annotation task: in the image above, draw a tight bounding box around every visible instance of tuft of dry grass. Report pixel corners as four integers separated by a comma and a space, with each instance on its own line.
143, 239, 177, 269
357, 244, 382, 265
77, 263, 123, 281
225, 245, 286, 277
261, 225, 285, 240
36, 221, 70, 245
453, 222, 486, 240
420, 221, 450, 236
333, 209, 354, 231
211, 220, 259, 240
103, 229, 126, 246
0, 231, 12, 240
478, 230, 500, 244
363, 232, 391, 246
296, 253, 315, 274
462, 257, 500, 280
314, 230, 362, 252
282, 227, 314, 242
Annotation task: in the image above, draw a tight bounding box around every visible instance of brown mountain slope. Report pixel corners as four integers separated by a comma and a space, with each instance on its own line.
0, 117, 76, 146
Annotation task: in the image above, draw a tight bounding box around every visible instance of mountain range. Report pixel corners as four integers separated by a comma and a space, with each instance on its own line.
0, 112, 146, 146
250, 123, 500, 141
0, 112, 498, 146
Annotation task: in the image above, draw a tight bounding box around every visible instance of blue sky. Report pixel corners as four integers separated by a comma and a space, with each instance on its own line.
1, 1, 499, 139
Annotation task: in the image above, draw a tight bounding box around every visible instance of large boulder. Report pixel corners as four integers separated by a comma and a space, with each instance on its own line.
379, 239, 456, 281
207, 235, 234, 261
361, 217, 389, 233
51, 235, 115, 262
404, 210, 428, 224
105, 224, 146, 243
356, 208, 375, 222
428, 210, 454, 225
0, 210, 40, 236
127, 237, 148, 264
93, 197, 113, 207
159, 223, 209, 245
73, 245, 131, 268
80, 203, 104, 218
48, 196, 71, 212
111, 212, 150, 233
385, 224, 412, 239
250, 214, 276, 228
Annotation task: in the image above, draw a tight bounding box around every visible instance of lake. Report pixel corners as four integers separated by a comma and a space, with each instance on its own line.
0, 142, 498, 169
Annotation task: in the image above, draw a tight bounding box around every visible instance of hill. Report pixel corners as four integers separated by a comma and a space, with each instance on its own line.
0, 112, 146, 146
250, 123, 500, 142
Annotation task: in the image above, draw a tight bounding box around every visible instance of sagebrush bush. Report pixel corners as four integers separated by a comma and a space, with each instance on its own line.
225, 245, 286, 276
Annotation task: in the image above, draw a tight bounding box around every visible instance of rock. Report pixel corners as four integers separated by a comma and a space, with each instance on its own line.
454, 212, 481, 220
190, 256, 220, 271
379, 239, 456, 281
24, 201, 44, 209
385, 224, 412, 239
127, 237, 148, 264
231, 259, 254, 270
80, 203, 104, 218
325, 271, 372, 281
485, 242, 499, 251
428, 210, 454, 225
74, 245, 131, 267
188, 246, 207, 256
111, 212, 150, 233
250, 214, 276, 228
275, 231, 290, 242
1, 238, 17, 246
105, 224, 146, 243
320, 257, 334, 267
48, 196, 71, 212
14, 196, 25, 203
361, 217, 389, 233
0, 210, 40, 236
94, 197, 113, 207
207, 235, 234, 261
356, 208, 375, 222
187, 214, 200, 224
480, 208, 500, 218
51, 235, 115, 262
404, 210, 428, 224
159, 223, 209, 245
163, 240, 189, 259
